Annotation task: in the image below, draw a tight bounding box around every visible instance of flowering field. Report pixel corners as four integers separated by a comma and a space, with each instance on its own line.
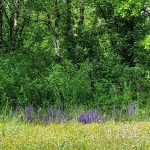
0, 121, 149, 150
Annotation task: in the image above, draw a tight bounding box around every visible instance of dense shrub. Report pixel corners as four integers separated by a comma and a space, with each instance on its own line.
46, 60, 92, 106
0, 51, 149, 112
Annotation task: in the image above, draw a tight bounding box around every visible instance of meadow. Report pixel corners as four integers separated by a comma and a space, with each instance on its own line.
0, 0, 150, 149
0, 120, 150, 150
0, 105, 150, 150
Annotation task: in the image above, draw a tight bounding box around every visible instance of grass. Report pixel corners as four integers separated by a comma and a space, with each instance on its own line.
0, 120, 150, 150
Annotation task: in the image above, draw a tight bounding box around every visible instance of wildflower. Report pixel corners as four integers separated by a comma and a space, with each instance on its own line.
79, 113, 87, 124
79, 110, 104, 124
128, 101, 138, 116
48, 108, 53, 116
87, 111, 96, 123
58, 115, 68, 124
25, 105, 34, 122
53, 110, 61, 119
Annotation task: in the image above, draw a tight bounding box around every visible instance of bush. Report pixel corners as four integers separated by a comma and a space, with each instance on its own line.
46, 60, 92, 106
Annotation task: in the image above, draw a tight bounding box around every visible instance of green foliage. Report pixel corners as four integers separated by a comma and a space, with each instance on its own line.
143, 35, 150, 50
0, 51, 52, 107
0, 0, 149, 112
47, 60, 92, 106
114, 0, 143, 18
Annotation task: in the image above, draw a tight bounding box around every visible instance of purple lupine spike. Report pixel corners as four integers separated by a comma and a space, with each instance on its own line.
79, 113, 87, 124
42, 115, 52, 123
25, 105, 33, 113
52, 112, 56, 119
25, 105, 34, 122
50, 110, 62, 122
97, 110, 104, 123
53, 110, 61, 118
97, 116, 103, 123
87, 111, 96, 123
26, 114, 34, 122
79, 109, 103, 124
48, 108, 53, 116
47, 116, 52, 123
87, 109, 103, 123
85, 115, 89, 124
128, 106, 134, 116
58, 115, 68, 124
128, 101, 138, 116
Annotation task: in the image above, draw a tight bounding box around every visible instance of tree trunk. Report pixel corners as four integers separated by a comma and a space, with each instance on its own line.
79, 0, 85, 28
46, 14, 51, 32
9, 0, 19, 49
12, 0, 19, 41
0, 0, 3, 45
66, 0, 72, 38
54, 0, 60, 57
123, 18, 135, 67
66, 0, 74, 58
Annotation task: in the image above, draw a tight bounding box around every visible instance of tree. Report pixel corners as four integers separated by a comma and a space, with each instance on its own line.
53, 0, 60, 57
0, 0, 3, 46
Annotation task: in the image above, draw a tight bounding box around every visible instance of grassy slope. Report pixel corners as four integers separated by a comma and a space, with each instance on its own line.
0, 121, 150, 150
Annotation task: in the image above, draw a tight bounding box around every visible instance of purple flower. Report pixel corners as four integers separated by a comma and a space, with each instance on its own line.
87, 111, 96, 123
97, 116, 104, 123
53, 110, 61, 119
78, 110, 104, 124
48, 108, 53, 116
58, 115, 68, 124
128, 101, 138, 116
26, 115, 34, 122
25, 105, 34, 122
25, 105, 33, 113
42, 115, 52, 123
47, 116, 52, 123
79, 113, 87, 124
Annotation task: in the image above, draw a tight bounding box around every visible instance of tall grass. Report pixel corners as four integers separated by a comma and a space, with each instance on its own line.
0, 120, 149, 150
0, 104, 150, 149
